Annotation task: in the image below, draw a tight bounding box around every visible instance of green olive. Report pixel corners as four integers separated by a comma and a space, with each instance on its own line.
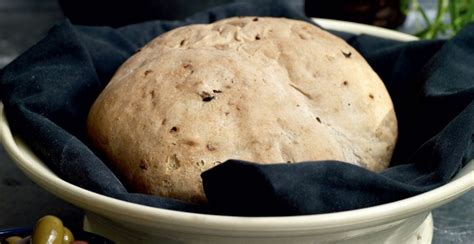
62, 227, 74, 244
5, 236, 22, 244
32, 215, 64, 244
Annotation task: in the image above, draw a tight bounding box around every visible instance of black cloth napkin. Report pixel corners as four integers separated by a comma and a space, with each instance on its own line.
1, 0, 473, 216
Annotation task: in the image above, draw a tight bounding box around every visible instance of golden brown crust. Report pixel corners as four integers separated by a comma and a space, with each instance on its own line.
87, 17, 398, 203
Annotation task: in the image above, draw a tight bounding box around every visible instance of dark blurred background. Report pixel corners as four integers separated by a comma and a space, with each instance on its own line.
0, 0, 472, 243
56, 0, 405, 28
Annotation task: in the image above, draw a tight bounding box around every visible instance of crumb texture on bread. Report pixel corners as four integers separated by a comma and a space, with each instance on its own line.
87, 17, 398, 203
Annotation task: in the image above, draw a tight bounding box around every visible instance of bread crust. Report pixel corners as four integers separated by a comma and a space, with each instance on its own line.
87, 17, 398, 203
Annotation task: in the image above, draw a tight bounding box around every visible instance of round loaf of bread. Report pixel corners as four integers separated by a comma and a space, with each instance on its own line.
87, 17, 397, 203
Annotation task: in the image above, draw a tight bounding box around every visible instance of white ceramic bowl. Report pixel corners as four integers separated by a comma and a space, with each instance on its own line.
1, 19, 473, 244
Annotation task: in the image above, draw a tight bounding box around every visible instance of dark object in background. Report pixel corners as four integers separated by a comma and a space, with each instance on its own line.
58, 0, 406, 28
57, 0, 232, 26
57, 0, 305, 27
305, 0, 406, 29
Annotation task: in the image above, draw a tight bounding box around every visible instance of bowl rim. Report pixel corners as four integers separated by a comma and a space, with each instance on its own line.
1, 18, 473, 234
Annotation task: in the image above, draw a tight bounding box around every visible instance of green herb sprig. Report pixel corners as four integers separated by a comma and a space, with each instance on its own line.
401, 0, 474, 39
